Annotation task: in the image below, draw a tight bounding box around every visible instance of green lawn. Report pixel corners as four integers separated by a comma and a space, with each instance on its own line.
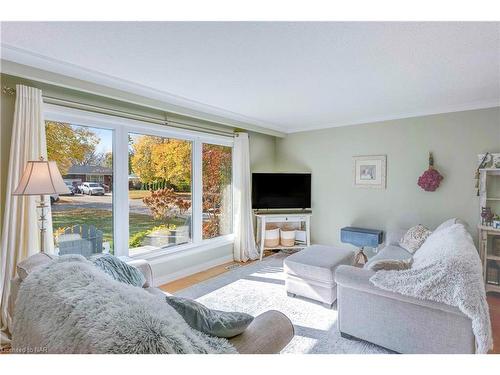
128, 190, 192, 200
52, 208, 185, 252
128, 190, 150, 200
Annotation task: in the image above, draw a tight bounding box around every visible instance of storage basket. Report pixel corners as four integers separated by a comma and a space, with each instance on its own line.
264, 227, 280, 248
280, 228, 296, 247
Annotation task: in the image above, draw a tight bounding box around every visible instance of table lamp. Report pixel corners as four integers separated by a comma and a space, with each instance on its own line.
340, 226, 384, 265
13, 157, 70, 253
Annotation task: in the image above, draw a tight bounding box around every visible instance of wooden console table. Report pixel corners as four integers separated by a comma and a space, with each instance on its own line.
254, 210, 311, 260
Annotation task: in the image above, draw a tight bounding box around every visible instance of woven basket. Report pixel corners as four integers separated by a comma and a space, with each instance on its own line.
264, 227, 280, 248
280, 229, 296, 247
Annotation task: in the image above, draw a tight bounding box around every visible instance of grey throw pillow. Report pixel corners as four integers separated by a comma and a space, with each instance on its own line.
165, 295, 254, 338
91, 254, 146, 287
367, 258, 413, 271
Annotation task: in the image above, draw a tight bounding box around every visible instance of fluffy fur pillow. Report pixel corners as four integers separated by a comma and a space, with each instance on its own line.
399, 224, 432, 253
367, 258, 413, 271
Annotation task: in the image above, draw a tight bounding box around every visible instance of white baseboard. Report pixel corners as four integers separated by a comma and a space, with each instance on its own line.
153, 254, 234, 287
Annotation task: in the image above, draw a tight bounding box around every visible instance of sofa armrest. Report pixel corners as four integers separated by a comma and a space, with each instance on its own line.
228, 310, 294, 354
335, 265, 465, 316
126, 259, 154, 288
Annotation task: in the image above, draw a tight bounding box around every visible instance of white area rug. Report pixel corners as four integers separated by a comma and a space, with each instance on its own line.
176, 253, 389, 354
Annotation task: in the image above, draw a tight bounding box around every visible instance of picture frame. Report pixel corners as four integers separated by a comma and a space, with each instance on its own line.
353, 155, 387, 189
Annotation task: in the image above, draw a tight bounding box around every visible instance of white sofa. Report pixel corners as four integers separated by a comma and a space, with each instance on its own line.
335, 220, 482, 354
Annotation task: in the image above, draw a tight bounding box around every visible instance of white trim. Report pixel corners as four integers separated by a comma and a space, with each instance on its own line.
44, 103, 234, 145
4, 48, 498, 136
192, 140, 203, 243
1, 47, 287, 137
130, 234, 234, 261
285, 103, 500, 133
153, 253, 234, 287
113, 124, 129, 257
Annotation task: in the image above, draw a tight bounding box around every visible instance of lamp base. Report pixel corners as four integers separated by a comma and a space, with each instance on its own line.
354, 247, 368, 266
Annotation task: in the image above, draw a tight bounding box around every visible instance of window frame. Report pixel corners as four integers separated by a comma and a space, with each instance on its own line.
44, 104, 235, 260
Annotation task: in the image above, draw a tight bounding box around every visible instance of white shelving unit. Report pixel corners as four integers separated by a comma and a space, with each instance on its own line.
478, 168, 500, 293
254, 210, 311, 261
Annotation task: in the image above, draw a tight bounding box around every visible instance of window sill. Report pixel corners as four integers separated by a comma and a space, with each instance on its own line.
128, 234, 234, 261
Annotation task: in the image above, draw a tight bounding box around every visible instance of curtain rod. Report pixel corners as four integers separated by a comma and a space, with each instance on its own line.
2, 85, 236, 138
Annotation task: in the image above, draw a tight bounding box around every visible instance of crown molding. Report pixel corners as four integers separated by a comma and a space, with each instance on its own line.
2, 44, 498, 137
0, 44, 287, 137
285, 101, 500, 134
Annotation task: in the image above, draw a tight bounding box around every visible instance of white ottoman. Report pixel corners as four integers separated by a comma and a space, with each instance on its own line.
284, 245, 354, 307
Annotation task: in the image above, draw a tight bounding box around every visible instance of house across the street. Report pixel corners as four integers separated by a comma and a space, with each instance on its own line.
64, 165, 113, 191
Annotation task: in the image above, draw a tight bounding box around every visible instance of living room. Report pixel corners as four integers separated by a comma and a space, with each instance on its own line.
1, 2, 500, 373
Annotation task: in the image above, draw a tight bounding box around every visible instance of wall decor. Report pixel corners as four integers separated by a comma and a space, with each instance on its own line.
353, 155, 386, 189
417, 152, 443, 192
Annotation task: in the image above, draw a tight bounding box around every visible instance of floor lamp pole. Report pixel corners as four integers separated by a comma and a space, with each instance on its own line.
38, 194, 47, 253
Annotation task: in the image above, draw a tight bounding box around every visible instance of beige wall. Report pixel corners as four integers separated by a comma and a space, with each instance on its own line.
249, 131, 276, 172
275, 107, 500, 249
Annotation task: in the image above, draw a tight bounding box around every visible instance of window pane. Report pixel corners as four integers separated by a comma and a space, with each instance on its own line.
202, 144, 233, 239
128, 133, 192, 255
46, 121, 114, 257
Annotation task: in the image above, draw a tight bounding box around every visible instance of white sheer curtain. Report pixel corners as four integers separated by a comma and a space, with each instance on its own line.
232, 133, 259, 262
0, 85, 52, 348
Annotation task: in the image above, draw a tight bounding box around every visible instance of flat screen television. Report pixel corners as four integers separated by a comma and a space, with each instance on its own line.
252, 173, 311, 209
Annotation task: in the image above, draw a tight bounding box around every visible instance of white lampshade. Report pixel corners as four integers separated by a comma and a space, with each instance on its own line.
13, 160, 70, 196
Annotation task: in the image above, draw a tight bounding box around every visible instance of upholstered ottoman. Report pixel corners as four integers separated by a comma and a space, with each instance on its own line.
284, 245, 354, 307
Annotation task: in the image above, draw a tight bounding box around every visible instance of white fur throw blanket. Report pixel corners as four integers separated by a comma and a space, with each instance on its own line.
370, 224, 492, 353
12, 255, 236, 354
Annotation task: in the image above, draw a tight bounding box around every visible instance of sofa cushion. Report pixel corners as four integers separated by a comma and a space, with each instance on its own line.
365, 245, 413, 268
399, 225, 432, 253
16, 253, 54, 280
284, 245, 354, 284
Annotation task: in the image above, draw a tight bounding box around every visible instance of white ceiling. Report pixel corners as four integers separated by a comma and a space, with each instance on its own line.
1, 22, 499, 133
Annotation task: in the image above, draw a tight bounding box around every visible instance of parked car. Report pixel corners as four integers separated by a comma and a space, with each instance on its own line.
61, 182, 76, 196
99, 183, 110, 193
80, 182, 105, 196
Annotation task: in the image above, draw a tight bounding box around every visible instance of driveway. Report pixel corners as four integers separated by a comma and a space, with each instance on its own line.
52, 193, 151, 215
53, 192, 193, 216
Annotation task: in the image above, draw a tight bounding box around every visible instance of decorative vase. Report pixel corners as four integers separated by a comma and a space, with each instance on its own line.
418, 152, 443, 192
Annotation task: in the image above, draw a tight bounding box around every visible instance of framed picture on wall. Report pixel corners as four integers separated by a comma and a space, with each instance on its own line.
353, 155, 387, 189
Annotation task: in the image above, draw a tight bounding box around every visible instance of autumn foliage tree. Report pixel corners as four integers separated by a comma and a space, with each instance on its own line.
45, 121, 99, 174
130, 136, 191, 190
130, 135, 232, 238
202, 144, 232, 239
142, 188, 190, 221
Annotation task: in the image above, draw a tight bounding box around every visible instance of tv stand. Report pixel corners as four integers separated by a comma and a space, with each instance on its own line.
254, 211, 312, 260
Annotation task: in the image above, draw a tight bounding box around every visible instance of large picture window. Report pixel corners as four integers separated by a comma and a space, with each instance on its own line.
45, 106, 233, 259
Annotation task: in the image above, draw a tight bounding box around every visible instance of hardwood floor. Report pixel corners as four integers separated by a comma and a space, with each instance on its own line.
160, 249, 275, 293
488, 293, 500, 354
160, 254, 500, 354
